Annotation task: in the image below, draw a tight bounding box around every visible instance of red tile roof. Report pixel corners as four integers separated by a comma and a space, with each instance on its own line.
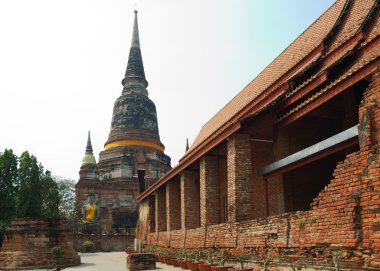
137, 0, 380, 202
183, 0, 347, 161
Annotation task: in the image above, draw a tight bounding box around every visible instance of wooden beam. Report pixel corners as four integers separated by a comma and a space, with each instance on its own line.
262, 137, 358, 179
241, 82, 289, 121
277, 57, 380, 128
182, 44, 325, 164
136, 122, 241, 202
278, 72, 328, 112
322, 32, 366, 66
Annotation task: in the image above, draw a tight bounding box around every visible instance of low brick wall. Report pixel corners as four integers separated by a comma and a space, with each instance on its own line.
138, 75, 380, 270
0, 218, 80, 270
75, 233, 134, 252
126, 253, 156, 270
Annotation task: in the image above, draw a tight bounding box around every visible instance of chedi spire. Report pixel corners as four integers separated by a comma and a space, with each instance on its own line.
82, 131, 96, 166
121, 10, 148, 95
104, 10, 165, 152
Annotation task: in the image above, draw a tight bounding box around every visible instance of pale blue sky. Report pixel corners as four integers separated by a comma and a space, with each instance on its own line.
0, 0, 335, 180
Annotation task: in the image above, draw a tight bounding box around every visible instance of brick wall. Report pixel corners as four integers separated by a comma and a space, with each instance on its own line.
181, 170, 200, 229
200, 156, 221, 226
0, 218, 80, 269
155, 187, 166, 232
219, 158, 228, 223
75, 179, 139, 233
166, 181, 181, 231
75, 233, 134, 252
251, 141, 274, 217
141, 73, 380, 269
227, 134, 254, 222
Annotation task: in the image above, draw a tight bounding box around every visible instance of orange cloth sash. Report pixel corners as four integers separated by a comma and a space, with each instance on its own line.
85, 204, 97, 221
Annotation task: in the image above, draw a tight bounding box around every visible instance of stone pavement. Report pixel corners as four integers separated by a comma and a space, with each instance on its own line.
25, 252, 179, 271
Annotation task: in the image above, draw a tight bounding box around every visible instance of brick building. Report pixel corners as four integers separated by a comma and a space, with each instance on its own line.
136, 0, 380, 269
75, 11, 171, 233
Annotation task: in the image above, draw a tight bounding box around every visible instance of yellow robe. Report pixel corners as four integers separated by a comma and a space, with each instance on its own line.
85, 204, 97, 221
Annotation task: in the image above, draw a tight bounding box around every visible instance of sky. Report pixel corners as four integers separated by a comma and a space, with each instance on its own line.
0, 0, 336, 181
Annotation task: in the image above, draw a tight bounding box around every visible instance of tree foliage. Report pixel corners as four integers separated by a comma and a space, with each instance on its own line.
0, 149, 70, 225
41, 170, 60, 218
0, 149, 77, 249
55, 177, 75, 218
0, 149, 18, 225
17, 151, 43, 218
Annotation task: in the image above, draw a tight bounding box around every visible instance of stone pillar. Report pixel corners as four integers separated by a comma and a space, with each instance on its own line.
155, 187, 166, 232
166, 181, 181, 231
227, 133, 254, 222
200, 156, 221, 226
148, 196, 155, 233
180, 170, 200, 229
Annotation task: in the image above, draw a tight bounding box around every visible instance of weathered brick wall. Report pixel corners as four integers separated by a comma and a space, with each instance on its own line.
126, 253, 156, 271
251, 142, 270, 218
155, 187, 166, 232
168, 229, 184, 248
75, 179, 139, 233
180, 170, 200, 229
142, 73, 380, 269
136, 196, 156, 243
166, 181, 181, 231
157, 231, 168, 247
0, 218, 80, 270
200, 156, 221, 226
75, 233, 134, 251
227, 134, 254, 222
218, 158, 228, 223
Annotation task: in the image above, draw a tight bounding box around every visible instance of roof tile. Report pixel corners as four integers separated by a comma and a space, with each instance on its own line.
184, 0, 347, 159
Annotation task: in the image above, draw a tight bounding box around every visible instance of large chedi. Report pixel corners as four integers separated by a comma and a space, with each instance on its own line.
75, 11, 171, 234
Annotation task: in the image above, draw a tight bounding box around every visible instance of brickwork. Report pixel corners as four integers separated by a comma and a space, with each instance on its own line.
148, 197, 155, 233
0, 218, 80, 270
181, 170, 200, 229
218, 158, 228, 223
227, 134, 253, 222
271, 128, 288, 215
166, 181, 181, 231
76, 10, 171, 239
251, 141, 273, 217
135, 1, 380, 269
141, 73, 380, 269
200, 156, 221, 226
136, 199, 152, 242
75, 178, 140, 236
75, 233, 134, 252
155, 187, 167, 232
126, 253, 156, 271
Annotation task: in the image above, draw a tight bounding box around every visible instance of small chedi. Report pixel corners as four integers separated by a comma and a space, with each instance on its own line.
75, 10, 171, 237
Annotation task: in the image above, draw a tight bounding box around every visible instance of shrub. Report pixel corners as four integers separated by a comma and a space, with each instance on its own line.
81, 240, 95, 252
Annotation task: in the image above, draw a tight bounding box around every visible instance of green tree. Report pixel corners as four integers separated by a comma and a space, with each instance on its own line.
0, 149, 18, 226
41, 170, 60, 218
55, 177, 75, 218
17, 151, 42, 218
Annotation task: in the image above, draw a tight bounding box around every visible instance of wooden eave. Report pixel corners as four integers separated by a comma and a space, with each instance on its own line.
136, 44, 330, 203
277, 36, 380, 128
180, 44, 325, 164
136, 122, 241, 201
136, 1, 380, 202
